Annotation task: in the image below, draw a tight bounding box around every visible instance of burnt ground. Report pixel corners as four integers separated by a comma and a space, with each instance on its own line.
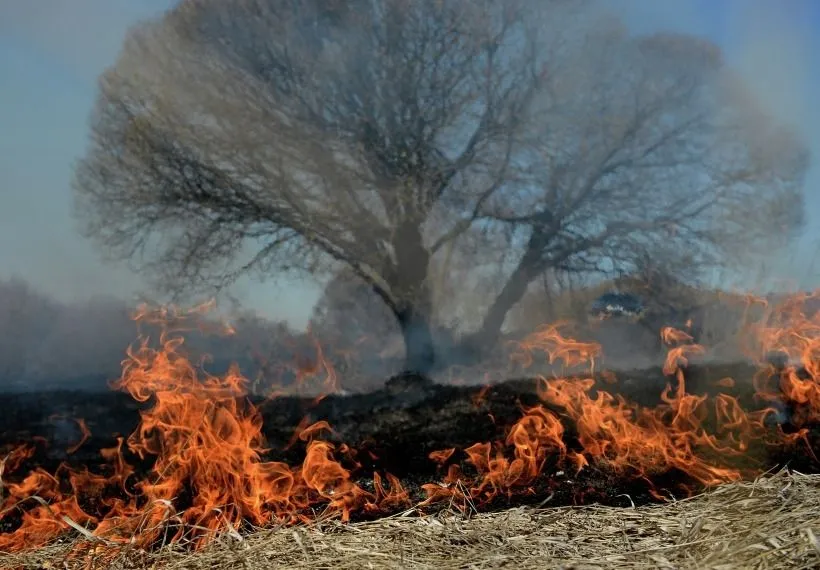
1, 361, 819, 534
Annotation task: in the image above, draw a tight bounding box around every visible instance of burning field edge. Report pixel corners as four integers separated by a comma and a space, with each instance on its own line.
2, 297, 820, 562
1, 469, 818, 570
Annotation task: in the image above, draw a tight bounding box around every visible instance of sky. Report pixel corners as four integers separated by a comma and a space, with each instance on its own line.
0, 0, 818, 326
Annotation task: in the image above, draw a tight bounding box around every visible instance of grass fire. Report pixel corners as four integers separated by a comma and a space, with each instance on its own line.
3, 0, 820, 568
1, 291, 819, 568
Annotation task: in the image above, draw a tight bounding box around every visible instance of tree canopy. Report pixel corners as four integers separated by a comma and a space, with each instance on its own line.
74, 0, 809, 374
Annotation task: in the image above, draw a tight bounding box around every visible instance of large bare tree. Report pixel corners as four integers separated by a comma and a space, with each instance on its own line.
73, 0, 808, 374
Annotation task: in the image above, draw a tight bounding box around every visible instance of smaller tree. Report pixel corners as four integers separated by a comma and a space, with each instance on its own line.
310, 269, 400, 348
309, 269, 406, 389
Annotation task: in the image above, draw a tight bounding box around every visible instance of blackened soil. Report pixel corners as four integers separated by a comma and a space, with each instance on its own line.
1, 362, 818, 527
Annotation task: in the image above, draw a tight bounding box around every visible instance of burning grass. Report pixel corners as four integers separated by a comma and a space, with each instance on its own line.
1, 469, 818, 569
1, 293, 819, 564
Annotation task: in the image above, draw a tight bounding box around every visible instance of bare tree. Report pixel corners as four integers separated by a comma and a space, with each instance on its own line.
73, 0, 808, 374
310, 268, 399, 347
458, 31, 809, 353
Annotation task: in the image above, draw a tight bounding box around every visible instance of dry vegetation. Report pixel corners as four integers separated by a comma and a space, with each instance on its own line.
1, 1, 816, 567
2, 470, 818, 570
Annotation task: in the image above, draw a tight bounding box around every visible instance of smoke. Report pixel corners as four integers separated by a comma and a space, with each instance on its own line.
0, 275, 397, 395
613, 0, 819, 290
0, 0, 815, 385
0, 0, 321, 329
0, 277, 130, 391
722, 0, 820, 289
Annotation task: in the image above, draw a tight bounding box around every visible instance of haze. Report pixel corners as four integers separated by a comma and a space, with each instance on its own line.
1, 0, 818, 327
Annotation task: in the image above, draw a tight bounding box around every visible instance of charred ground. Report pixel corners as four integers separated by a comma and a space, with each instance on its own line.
1, 359, 817, 535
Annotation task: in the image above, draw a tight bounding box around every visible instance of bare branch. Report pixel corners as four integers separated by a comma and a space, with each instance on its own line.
73, 0, 808, 368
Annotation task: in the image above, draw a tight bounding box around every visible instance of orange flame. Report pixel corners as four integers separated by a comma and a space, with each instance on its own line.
0, 304, 406, 552
1, 292, 819, 553
742, 292, 820, 424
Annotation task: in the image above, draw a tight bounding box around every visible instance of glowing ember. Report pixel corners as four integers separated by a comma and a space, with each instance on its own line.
1, 293, 819, 555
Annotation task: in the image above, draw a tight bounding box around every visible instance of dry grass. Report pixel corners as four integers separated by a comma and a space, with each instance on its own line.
2, 470, 819, 570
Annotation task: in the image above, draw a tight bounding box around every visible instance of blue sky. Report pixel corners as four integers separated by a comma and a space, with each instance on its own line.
0, 0, 818, 325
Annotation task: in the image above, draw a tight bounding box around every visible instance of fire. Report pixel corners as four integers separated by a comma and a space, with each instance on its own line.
420, 323, 765, 508
0, 304, 403, 554
421, 404, 567, 507
1, 294, 819, 555
743, 292, 820, 425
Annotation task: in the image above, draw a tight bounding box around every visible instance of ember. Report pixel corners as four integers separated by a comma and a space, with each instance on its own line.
1, 293, 819, 556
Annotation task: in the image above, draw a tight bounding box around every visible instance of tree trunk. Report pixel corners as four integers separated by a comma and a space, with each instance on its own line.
456, 238, 546, 364
477, 258, 540, 346
396, 306, 436, 375
390, 219, 436, 375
